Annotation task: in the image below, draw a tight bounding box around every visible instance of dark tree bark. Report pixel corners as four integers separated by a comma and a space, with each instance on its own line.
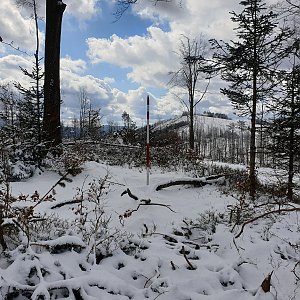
43, 0, 66, 146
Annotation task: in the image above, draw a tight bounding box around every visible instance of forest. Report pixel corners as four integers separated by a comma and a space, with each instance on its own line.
0, 0, 299, 299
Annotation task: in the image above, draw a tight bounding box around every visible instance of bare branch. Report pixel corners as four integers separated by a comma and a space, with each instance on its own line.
235, 207, 300, 238
181, 246, 196, 270
114, 0, 178, 21
0, 39, 30, 56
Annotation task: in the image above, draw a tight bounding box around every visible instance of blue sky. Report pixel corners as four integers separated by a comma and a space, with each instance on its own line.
0, 0, 277, 125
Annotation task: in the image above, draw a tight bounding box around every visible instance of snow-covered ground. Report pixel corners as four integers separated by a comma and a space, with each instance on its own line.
154, 115, 244, 133
2, 161, 299, 300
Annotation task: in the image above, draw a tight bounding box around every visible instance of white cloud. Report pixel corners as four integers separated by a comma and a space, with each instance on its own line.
0, 0, 44, 53
60, 56, 114, 119
85, 0, 242, 90
0, 54, 33, 86
86, 0, 280, 119
109, 87, 148, 121
87, 26, 179, 88
133, 0, 185, 24
132, 0, 237, 40
4, 0, 282, 125
64, 0, 100, 23
103, 77, 115, 84
0, 53, 178, 125
61, 56, 87, 74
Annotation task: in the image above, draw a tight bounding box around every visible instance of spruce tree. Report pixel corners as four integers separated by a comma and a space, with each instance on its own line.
210, 0, 292, 198
268, 40, 300, 201
15, 62, 44, 144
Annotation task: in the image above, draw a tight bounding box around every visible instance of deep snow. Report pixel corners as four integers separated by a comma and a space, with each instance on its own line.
1, 161, 299, 300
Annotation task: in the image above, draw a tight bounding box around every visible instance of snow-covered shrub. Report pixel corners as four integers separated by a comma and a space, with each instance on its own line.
0, 143, 42, 181
0, 179, 35, 251
71, 175, 130, 263
175, 210, 225, 245
45, 144, 85, 176
227, 189, 256, 226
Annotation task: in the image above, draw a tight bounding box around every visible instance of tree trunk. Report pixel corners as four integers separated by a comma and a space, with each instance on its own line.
249, 96, 257, 199
249, 5, 258, 199
43, 0, 66, 146
33, 0, 42, 144
189, 96, 194, 150
287, 67, 296, 201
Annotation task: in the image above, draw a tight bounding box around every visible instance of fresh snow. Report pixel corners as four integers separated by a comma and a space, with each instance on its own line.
1, 161, 299, 300
154, 115, 245, 133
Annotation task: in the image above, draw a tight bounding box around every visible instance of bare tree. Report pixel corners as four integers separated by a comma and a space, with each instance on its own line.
79, 88, 89, 140
79, 88, 102, 140
169, 35, 211, 150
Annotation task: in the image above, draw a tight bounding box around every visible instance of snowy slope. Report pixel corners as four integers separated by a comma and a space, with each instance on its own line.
153, 115, 245, 133
1, 162, 298, 300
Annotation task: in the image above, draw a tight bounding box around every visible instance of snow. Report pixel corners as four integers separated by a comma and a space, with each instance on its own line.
154, 115, 246, 133
1, 161, 299, 299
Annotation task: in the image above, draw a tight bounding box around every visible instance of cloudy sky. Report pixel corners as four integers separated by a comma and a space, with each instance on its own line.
0, 0, 277, 125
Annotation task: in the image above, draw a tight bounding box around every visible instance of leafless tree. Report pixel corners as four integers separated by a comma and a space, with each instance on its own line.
169, 35, 212, 150
79, 88, 102, 140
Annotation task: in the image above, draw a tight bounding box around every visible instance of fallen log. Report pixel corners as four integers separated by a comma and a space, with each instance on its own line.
156, 174, 229, 191
156, 180, 209, 191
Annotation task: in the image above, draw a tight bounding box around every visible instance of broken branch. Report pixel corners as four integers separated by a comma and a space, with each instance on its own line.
235, 207, 300, 238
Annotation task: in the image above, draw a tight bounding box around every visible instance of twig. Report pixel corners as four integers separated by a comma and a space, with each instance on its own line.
293, 261, 300, 281
120, 203, 176, 222
170, 261, 177, 270
150, 232, 178, 243
143, 223, 148, 234
32, 172, 71, 209
1, 40, 31, 55
181, 246, 196, 270
144, 270, 158, 288
106, 180, 126, 186
121, 188, 139, 200
235, 207, 300, 238
137, 203, 176, 212
153, 291, 168, 299
232, 237, 242, 255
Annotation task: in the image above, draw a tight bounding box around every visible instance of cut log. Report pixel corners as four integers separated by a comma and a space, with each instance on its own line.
156, 180, 208, 191
156, 174, 228, 191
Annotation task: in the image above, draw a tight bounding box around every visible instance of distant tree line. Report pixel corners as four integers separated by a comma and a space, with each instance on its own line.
201, 111, 230, 120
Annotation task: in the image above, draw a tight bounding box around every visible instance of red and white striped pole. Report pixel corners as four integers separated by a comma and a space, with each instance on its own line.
146, 95, 150, 185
